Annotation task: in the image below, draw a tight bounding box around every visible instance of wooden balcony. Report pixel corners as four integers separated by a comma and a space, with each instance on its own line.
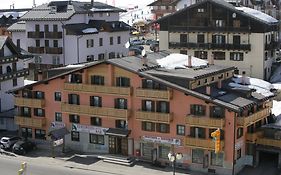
45, 32, 62, 39
135, 88, 172, 100
15, 116, 46, 128
185, 136, 224, 150
0, 69, 29, 82
246, 131, 264, 143
64, 83, 132, 96
27, 31, 44, 38
15, 97, 45, 108
61, 103, 130, 119
185, 115, 225, 129
136, 111, 173, 123
237, 108, 271, 127
28, 47, 44, 54
45, 47, 62, 54
257, 138, 281, 149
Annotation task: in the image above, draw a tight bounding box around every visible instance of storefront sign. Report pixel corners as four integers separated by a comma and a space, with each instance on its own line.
142, 136, 181, 146
71, 123, 108, 135
50, 122, 65, 129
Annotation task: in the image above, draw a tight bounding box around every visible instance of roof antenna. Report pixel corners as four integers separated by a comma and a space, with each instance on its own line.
33, 0, 36, 7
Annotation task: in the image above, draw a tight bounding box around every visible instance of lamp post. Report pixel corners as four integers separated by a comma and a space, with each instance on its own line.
168, 152, 183, 175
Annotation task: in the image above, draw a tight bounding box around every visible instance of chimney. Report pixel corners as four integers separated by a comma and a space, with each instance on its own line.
91, 0, 94, 7
206, 84, 211, 95
241, 71, 246, 85
187, 55, 192, 68
218, 80, 222, 89
208, 53, 214, 65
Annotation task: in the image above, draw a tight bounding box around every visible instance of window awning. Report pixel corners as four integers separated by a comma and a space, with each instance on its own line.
48, 127, 69, 140
105, 128, 131, 137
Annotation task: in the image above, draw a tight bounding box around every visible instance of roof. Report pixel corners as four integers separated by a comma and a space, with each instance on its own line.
148, 0, 178, 6
105, 128, 131, 137
20, 1, 125, 21
7, 21, 26, 32
156, 0, 278, 25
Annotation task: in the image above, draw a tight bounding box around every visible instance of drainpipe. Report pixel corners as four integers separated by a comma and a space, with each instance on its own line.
232, 112, 237, 175
60, 21, 65, 65
77, 35, 83, 63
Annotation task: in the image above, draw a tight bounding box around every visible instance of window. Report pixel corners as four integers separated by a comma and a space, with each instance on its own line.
109, 52, 115, 59
212, 35, 225, 44
34, 108, 45, 117
214, 20, 224, 27
212, 52, 225, 60
44, 24, 49, 32
71, 131, 80, 141
237, 128, 243, 139
90, 96, 102, 107
91, 117, 102, 126
13, 78, 17, 87
87, 55, 95, 62
35, 24, 40, 32
230, 52, 244, 61
99, 38, 103, 46
142, 79, 153, 89
210, 106, 225, 118
55, 112, 62, 122
194, 51, 207, 59
34, 91, 44, 99
192, 149, 204, 164
87, 39, 94, 48
110, 37, 113, 45
22, 107, 31, 117
35, 40, 40, 47
98, 53, 105, 60
115, 98, 127, 109
237, 149, 241, 160
180, 50, 187, 55
91, 75, 104, 85
116, 77, 130, 87
45, 40, 49, 47
157, 101, 169, 113
142, 100, 154, 112
69, 74, 83, 83
197, 8, 204, 13
54, 92, 61, 101
197, 34, 204, 43
69, 114, 80, 123
115, 120, 127, 129
233, 35, 241, 45
53, 40, 58, 47
35, 129, 46, 140
156, 123, 170, 133
233, 20, 240, 28
53, 24, 58, 32
177, 125, 185, 135
89, 134, 104, 144
106, 12, 110, 16
180, 34, 187, 43
190, 127, 205, 138
68, 94, 80, 104
142, 121, 155, 131
211, 151, 224, 166
159, 145, 170, 159
21, 127, 32, 138
16, 39, 20, 48
190, 104, 206, 116
117, 36, 121, 44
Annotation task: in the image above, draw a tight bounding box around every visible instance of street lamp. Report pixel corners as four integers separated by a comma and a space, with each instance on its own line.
168, 152, 183, 175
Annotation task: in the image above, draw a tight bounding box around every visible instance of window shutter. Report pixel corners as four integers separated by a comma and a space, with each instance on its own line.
142, 100, 145, 111
124, 99, 127, 109
166, 102, 170, 113
77, 95, 80, 105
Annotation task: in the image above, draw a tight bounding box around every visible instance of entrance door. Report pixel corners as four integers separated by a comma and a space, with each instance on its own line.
109, 136, 116, 154
203, 154, 209, 168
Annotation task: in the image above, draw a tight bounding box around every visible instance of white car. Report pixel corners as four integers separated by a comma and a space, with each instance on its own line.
0, 136, 22, 150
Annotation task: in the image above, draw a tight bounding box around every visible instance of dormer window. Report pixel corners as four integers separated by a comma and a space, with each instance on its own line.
50, 6, 57, 14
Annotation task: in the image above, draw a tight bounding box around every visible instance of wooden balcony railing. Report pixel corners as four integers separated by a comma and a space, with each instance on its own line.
256, 138, 281, 149
64, 83, 132, 96
28, 47, 44, 54
15, 97, 45, 108
185, 136, 225, 150
135, 88, 172, 100
45, 47, 62, 54
246, 131, 264, 143
136, 111, 173, 123
61, 103, 130, 119
237, 108, 271, 127
45, 32, 62, 39
185, 115, 225, 129
15, 116, 46, 128
0, 69, 29, 82
27, 31, 44, 38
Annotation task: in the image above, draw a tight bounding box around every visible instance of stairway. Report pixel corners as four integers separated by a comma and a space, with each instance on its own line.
99, 155, 136, 166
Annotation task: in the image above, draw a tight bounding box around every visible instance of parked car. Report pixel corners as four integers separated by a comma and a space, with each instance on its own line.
129, 45, 144, 55
130, 39, 143, 45
0, 136, 22, 150
12, 140, 37, 155
150, 41, 159, 52
145, 39, 157, 45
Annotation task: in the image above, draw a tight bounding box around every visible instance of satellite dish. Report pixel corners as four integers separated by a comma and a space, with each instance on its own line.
125, 41, 130, 49
141, 49, 146, 57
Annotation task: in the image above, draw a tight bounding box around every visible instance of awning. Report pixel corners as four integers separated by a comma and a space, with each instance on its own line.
105, 128, 131, 137
48, 127, 70, 140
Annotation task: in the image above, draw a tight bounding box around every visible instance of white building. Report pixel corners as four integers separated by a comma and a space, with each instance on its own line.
8, 0, 130, 65
0, 36, 30, 131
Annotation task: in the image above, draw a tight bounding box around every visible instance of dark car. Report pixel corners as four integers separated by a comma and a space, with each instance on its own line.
150, 41, 159, 52
12, 140, 36, 155
129, 45, 144, 55
0, 136, 22, 150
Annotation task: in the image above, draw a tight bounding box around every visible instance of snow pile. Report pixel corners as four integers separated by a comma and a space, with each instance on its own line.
272, 100, 281, 125
82, 28, 98, 34
156, 53, 208, 69
236, 7, 278, 23
24, 80, 37, 85
229, 75, 275, 97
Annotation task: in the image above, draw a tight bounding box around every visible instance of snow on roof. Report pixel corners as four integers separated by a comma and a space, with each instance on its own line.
272, 100, 281, 126
82, 28, 98, 34
65, 64, 85, 68
229, 75, 275, 97
235, 6, 278, 23
270, 64, 281, 83
24, 80, 37, 86
156, 53, 208, 69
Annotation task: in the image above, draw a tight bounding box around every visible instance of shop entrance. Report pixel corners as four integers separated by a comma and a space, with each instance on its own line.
108, 136, 128, 156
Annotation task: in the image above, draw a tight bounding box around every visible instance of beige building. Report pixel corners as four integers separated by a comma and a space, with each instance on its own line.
157, 0, 279, 80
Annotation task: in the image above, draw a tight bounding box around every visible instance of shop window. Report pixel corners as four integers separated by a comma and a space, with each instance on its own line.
192, 149, 204, 164
35, 129, 46, 140
89, 134, 104, 145
71, 131, 80, 141
211, 151, 224, 166
21, 127, 32, 138
177, 125, 185, 135
159, 145, 170, 159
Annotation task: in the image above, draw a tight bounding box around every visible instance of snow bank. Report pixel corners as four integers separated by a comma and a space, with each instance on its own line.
82, 28, 98, 34
24, 80, 37, 85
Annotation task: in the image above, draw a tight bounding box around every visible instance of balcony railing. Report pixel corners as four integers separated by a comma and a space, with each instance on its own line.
45, 32, 62, 39
185, 115, 225, 129
135, 88, 172, 100
169, 42, 251, 51
64, 83, 132, 96
61, 103, 130, 119
237, 108, 271, 127
15, 116, 46, 128
246, 131, 264, 143
28, 47, 44, 54
136, 111, 173, 123
15, 97, 45, 108
257, 138, 281, 149
27, 31, 44, 38
0, 69, 29, 82
45, 47, 62, 54
0, 55, 19, 65
185, 136, 225, 150
265, 41, 278, 50
169, 25, 250, 32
